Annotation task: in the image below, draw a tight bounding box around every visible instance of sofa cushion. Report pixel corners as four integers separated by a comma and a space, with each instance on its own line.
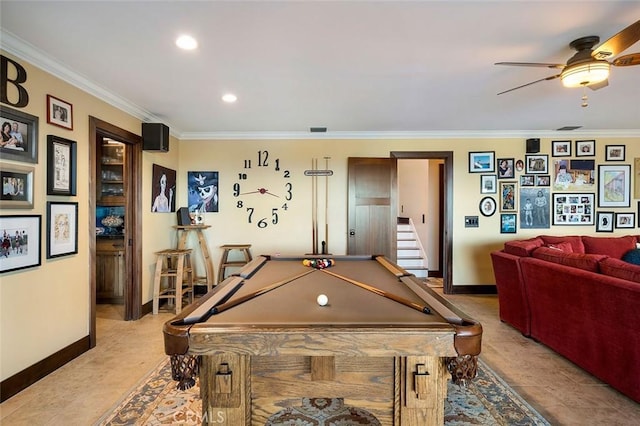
622, 249, 640, 265
532, 247, 605, 272
545, 242, 573, 253
582, 235, 637, 259
600, 257, 640, 283
540, 235, 585, 253
504, 237, 544, 257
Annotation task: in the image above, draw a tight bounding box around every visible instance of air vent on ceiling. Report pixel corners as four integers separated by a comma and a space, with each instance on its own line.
556, 126, 582, 131
310, 127, 327, 133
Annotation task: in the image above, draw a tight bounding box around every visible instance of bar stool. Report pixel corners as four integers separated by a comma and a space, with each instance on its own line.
152, 248, 194, 315
218, 244, 253, 283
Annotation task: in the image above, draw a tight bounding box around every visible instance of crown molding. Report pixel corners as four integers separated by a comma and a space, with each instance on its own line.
3, 29, 639, 141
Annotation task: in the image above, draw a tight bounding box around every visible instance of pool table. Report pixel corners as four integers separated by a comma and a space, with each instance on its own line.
164, 255, 482, 425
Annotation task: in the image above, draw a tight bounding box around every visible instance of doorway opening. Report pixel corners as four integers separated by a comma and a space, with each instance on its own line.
89, 117, 142, 347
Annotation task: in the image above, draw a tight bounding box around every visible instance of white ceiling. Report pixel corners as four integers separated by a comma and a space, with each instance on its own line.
1, 1, 639, 139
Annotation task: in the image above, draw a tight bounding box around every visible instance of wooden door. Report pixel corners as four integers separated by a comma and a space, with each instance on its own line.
347, 157, 397, 260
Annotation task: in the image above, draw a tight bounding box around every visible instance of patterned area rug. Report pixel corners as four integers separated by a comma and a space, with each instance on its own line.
95, 358, 549, 426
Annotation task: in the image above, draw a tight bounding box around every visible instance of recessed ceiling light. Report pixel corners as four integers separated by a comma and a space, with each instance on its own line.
176, 35, 198, 50
222, 93, 237, 103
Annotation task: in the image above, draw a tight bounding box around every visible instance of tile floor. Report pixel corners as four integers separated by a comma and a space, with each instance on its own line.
1, 289, 639, 425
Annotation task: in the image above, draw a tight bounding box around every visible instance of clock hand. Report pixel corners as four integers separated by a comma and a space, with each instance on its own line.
239, 188, 280, 197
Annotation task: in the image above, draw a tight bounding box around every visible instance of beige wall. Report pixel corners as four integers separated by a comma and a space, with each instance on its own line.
2, 51, 639, 382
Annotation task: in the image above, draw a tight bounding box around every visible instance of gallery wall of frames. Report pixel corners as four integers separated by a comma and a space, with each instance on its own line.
469, 140, 638, 234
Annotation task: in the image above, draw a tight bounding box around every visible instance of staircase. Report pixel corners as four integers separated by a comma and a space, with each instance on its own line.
396, 217, 429, 279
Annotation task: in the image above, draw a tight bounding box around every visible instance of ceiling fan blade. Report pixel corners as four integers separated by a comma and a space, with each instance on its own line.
612, 52, 640, 66
588, 79, 609, 91
497, 74, 561, 95
592, 19, 640, 59
495, 62, 564, 69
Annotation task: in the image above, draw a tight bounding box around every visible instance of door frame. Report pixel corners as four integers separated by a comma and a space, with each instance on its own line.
89, 117, 142, 345
392, 151, 453, 294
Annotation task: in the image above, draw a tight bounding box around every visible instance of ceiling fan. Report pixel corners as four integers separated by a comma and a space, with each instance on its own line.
496, 19, 640, 95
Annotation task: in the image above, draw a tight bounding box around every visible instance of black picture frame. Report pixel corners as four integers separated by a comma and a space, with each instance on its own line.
500, 214, 517, 233
480, 174, 496, 194
615, 212, 635, 229
552, 193, 595, 225
575, 140, 595, 157
497, 158, 514, 179
469, 151, 495, 173
47, 94, 74, 130
525, 154, 548, 174
551, 140, 571, 157
595, 211, 614, 232
46, 201, 78, 258
47, 135, 77, 196
0, 105, 38, 164
0, 162, 34, 209
605, 145, 625, 162
479, 196, 496, 217
0, 215, 41, 273
598, 164, 631, 208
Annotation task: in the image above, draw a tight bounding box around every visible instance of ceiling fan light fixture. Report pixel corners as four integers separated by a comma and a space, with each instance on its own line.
561, 61, 610, 88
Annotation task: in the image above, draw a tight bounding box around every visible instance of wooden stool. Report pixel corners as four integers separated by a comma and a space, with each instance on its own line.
152, 249, 194, 315
218, 244, 253, 283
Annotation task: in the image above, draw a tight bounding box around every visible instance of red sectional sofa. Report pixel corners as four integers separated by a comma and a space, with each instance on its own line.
490, 235, 640, 403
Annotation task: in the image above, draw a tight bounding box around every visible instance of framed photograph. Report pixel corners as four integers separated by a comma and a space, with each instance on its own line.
575, 139, 595, 157
515, 159, 524, 172
151, 164, 176, 212
47, 135, 77, 196
46, 94, 73, 130
615, 212, 635, 229
479, 196, 496, 217
552, 140, 572, 157
520, 175, 535, 187
598, 164, 631, 208
480, 174, 497, 194
0, 105, 38, 164
536, 175, 551, 186
553, 159, 595, 191
500, 214, 517, 234
0, 162, 34, 209
46, 202, 78, 258
596, 211, 615, 232
605, 145, 625, 162
499, 181, 517, 212
469, 151, 495, 173
525, 154, 548, 174
519, 187, 550, 229
0, 215, 41, 273
497, 158, 514, 179
552, 193, 594, 225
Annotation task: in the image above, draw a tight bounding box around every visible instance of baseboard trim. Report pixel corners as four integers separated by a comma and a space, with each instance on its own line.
0, 335, 90, 402
450, 285, 497, 294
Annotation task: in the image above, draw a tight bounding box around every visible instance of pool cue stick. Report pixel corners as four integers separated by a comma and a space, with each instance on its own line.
323, 156, 330, 254
314, 158, 319, 254
211, 269, 315, 315
311, 158, 317, 254
320, 269, 431, 314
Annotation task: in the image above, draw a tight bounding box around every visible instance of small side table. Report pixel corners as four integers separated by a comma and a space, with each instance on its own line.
175, 225, 215, 291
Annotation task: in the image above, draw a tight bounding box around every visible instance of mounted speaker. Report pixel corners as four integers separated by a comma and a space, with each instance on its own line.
177, 207, 191, 226
526, 138, 540, 153
142, 123, 169, 152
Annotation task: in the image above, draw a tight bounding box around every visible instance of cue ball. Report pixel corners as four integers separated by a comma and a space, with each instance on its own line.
317, 294, 329, 306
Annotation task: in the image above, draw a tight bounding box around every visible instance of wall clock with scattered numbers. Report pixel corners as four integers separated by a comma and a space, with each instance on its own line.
232, 150, 293, 228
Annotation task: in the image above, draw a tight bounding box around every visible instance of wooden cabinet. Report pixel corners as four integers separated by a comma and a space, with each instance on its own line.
96, 238, 125, 304
97, 139, 125, 205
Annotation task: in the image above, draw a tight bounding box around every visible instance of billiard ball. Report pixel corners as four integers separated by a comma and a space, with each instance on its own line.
317, 294, 329, 306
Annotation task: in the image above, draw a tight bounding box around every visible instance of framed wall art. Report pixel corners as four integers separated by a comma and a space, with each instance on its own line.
0, 162, 34, 209
553, 159, 595, 191
596, 211, 614, 232
497, 158, 514, 179
187, 171, 219, 212
151, 164, 176, 212
536, 175, 551, 186
46, 94, 73, 130
525, 154, 548, 174
469, 151, 495, 173
520, 175, 535, 187
46, 202, 78, 258
499, 181, 517, 212
479, 196, 496, 217
500, 214, 517, 234
519, 187, 550, 229
0, 215, 41, 273
552, 193, 594, 225
47, 135, 77, 196
0, 105, 38, 163
551, 140, 571, 157
605, 145, 625, 161
598, 164, 631, 208
480, 174, 496, 194
575, 140, 595, 157
615, 212, 635, 229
